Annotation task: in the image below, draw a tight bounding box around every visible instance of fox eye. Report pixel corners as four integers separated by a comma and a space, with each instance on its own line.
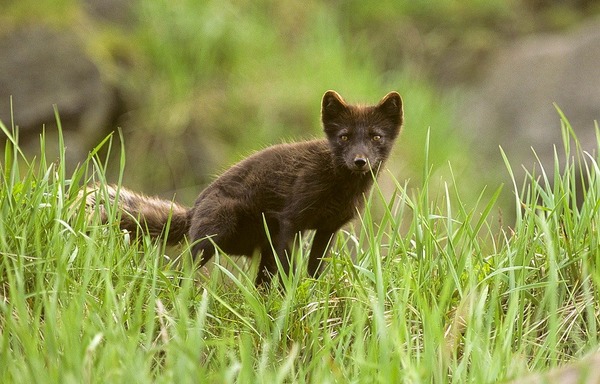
340, 135, 349, 141
372, 135, 382, 141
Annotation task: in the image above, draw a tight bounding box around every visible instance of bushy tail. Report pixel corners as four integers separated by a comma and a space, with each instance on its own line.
82, 184, 190, 245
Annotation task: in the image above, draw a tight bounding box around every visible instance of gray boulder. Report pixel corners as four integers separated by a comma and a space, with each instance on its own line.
462, 18, 600, 188
0, 25, 117, 164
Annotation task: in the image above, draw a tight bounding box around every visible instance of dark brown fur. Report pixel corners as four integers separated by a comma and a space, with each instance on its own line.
84, 185, 189, 243
90, 91, 403, 285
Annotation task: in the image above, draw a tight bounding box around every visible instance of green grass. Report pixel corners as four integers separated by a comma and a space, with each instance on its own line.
1, 113, 600, 383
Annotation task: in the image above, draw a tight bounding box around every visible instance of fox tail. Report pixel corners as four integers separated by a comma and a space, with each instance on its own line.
82, 184, 190, 245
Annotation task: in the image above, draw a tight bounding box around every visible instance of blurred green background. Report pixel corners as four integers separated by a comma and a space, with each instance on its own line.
2, 0, 599, 206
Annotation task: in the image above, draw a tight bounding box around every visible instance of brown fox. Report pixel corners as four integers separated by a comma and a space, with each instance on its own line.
89, 90, 403, 285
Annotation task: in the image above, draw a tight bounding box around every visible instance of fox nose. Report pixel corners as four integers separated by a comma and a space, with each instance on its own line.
354, 156, 368, 168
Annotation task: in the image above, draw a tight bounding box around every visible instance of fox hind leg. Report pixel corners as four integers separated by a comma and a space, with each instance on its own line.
255, 244, 278, 286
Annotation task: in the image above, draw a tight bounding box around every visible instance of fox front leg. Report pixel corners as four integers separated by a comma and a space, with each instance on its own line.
307, 230, 334, 278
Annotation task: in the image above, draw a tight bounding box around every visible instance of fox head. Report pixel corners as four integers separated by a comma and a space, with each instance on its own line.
321, 90, 403, 174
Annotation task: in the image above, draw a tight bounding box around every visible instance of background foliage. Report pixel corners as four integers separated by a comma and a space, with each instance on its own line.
3, 0, 598, 204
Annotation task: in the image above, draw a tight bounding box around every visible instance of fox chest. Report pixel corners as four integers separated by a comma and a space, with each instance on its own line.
286, 186, 367, 231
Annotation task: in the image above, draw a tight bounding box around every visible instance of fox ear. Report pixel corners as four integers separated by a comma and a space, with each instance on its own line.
377, 91, 403, 126
321, 90, 348, 122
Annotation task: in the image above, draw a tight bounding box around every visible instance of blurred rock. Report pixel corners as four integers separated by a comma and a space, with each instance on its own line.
83, 0, 134, 26
505, 353, 600, 384
461, 18, 600, 186
0, 25, 118, 164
